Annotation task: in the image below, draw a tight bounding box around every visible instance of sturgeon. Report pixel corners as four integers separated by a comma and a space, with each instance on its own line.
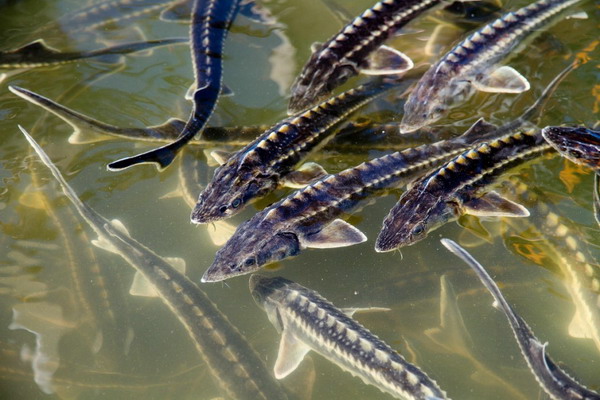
542, 125, 600, 225
191, 78, 400, 224
250, 275, 448, 400
18, 126, 289, 400
441, 239, 600, 400
202, 65, 572, 281
400, 0, 584, 132
375, 128, 555, 252
108, 0, 241, 170
288, 0, 449, 113
0, 38, 187, 69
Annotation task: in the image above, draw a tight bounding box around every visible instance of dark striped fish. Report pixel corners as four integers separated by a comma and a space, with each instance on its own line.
442, 239, 600, 400
400, 0, 584, 132
288, 0, 447, 114
108, 0, 241, 170
250, 275, 449, 400
202, 66, 571, 281
376, 129, 552, 251
202, 121, 503, 282
19, 126, 289, 400
542, 126, 600, 170
542, 125, 600, 226
0, 38, 187, 69
191, 78, 399, 224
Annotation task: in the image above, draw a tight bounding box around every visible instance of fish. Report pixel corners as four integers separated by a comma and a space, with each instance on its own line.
8, 85, 268, 146
107, 0, 242, 171
202, 63, 573, 281
400, 0, 584, 133
0, 38, 188, 69
441, 238, 600, 400
288, 0, 448, 114
375, 128, 554, 252
542, 126, 600, 170
42, 0, 188, 34
542, 125, 600, 226
191, 78, 400, 224
249, 274, 449, 400
18, 126, 290, 400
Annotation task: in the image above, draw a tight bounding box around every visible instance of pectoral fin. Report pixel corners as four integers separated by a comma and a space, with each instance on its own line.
159, 0, 192, 21
274, 330, 311, 379
361, 45, 413, 75
10, 40, 60, 57
208, 150, 233, 166
460, 117, 499, 142
130, 257, 186, 297
341, 307, 390, 318
568, 309, 592, 339
281, 162, 328, 188
300, 219, 367, 249
472, 66, 530, 93
463, 191, 530, 217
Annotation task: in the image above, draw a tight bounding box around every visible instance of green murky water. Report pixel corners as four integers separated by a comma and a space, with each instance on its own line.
0, 0, 599, 399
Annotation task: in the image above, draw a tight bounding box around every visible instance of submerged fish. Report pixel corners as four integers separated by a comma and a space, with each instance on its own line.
288, 0, 448, 113
108, 0, 241, 171
542, 125, 600, 226
441, 239, 600, 400
542, 126, 600, 170
191, 78, 399, 224
400, 0, 584, 132
250, 275, 449, 400
376, 129, 552, 252
19, 126, 289, 400
8, 85, 267, 146
0, 38, 187, 69
202, 64, 572, 281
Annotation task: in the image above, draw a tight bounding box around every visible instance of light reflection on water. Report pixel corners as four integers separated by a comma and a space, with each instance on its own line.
0, 0, 599, 399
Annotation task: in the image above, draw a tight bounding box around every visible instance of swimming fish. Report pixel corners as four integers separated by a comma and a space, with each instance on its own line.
441, 238, 600, 400
542, 126, 600, 170
376, 128, 552, 252
18, 126, 289, 400
191, 78, 399, 224
250, 274, 449, 400
542, 125, 600, 226
288, 0, 458, 114
108, 0, 241, 170
8, 85, 267, 146
202, 63, 572, 281
400, 0, 584, 133
0, 38, 187, 69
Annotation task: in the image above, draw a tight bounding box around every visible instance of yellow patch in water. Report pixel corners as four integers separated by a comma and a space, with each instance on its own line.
559, 159, 590, 193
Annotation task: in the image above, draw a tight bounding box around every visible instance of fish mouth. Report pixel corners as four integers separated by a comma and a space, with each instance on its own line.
190, 207, 223, 224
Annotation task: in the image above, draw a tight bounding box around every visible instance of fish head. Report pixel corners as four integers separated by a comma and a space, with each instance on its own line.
202, 219, 301, 282
400, 70, 472, 133
191, 161, 273, 223
249, 274, 291, 330
542, 126, 600, 170
375, 188, 452, 252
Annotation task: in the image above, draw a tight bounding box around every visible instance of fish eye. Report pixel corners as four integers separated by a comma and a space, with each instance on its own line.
413, 225, 424, 236
218, 205, 228, 214
231, 198, 241, 208
244, 258, 255, 266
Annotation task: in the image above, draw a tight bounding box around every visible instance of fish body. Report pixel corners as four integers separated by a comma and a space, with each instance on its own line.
0, 38, 187, 69
542, 126, 600, 170
191, 79, 396, 224
442, 239, 600, 400
288, 0, 445, 113
400, 0, 583, 132
108, 0, 241, 170
202, 117, 505, 282
250, 275, 448, 400
19, 126, 289, 400
376, 129, 550, 251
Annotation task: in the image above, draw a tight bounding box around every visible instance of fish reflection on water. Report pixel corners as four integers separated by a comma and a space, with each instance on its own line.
1, 0, 599, 398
